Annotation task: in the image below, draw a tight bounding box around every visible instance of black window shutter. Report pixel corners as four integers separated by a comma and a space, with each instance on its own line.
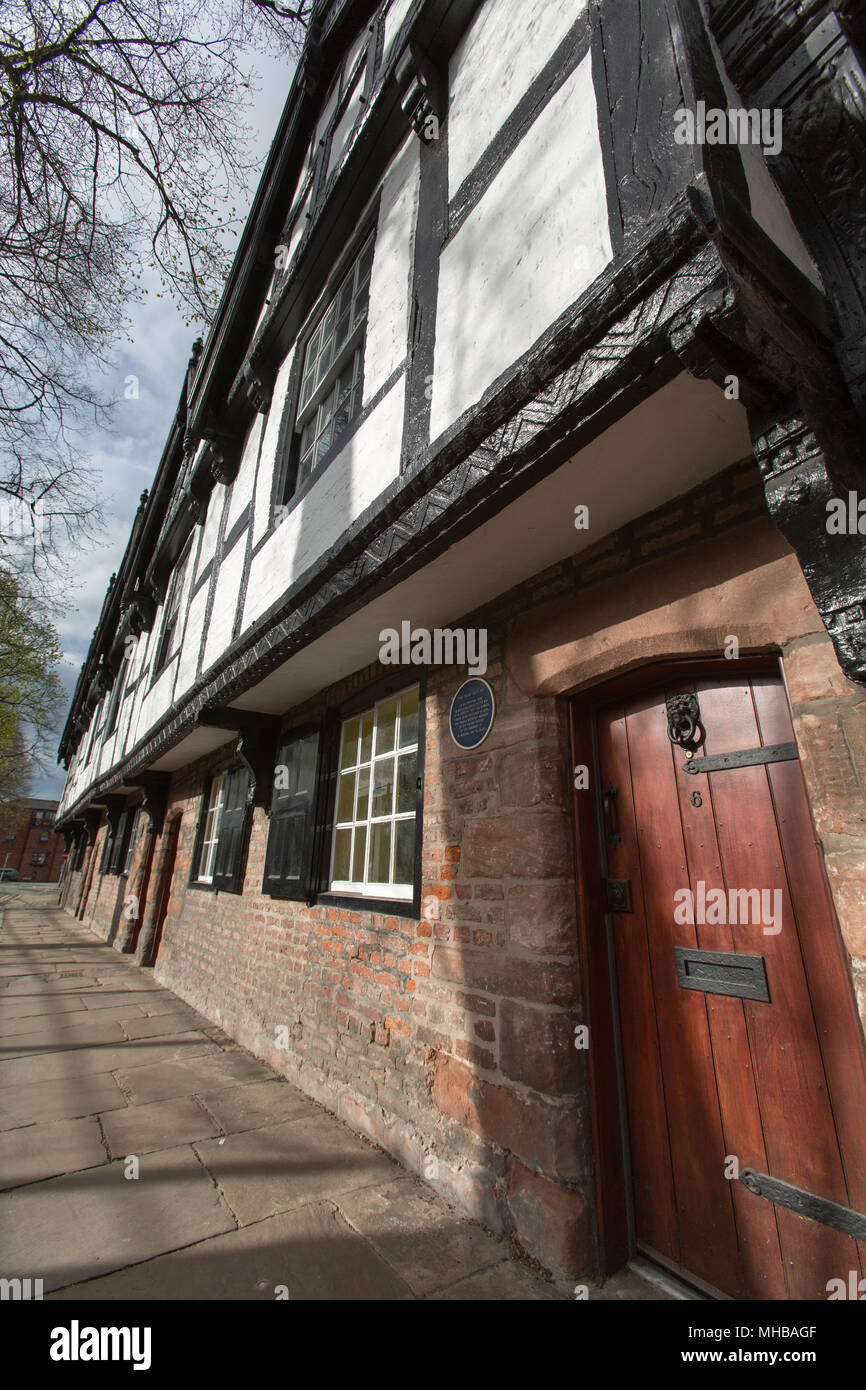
263, 728, 320, 899
211, 765, 250, 893
109, 811, 129, 875
100, 827, 114, 874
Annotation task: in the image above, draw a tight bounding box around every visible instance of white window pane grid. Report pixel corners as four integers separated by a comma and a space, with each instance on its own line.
198, 772, 227, 883
298, 234, 374, 413
297, 347, 362, 487
330, 687, 419, 898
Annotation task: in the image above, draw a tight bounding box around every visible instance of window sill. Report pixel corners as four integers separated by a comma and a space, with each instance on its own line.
315, 890, 420, 918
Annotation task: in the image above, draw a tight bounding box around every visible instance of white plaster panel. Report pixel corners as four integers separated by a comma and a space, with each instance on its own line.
283, 187, 310, 276
251, 349, 296, 547
136, 665, 174, 743
202, 535, 247, 674
327, 66, 367, 179
431, 57, 611, 438
243, 377, 403, 632
447, 0, 585, 198
226, 414, 264, 531
381, 0, 414, 71
123, 684, 143, 757
196, 482, 227, 576
364, 137, 418, 400
175, 583, 208, 698
125, 625, 159, 754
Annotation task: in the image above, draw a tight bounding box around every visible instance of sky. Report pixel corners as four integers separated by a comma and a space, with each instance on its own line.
31, 45, 298, 801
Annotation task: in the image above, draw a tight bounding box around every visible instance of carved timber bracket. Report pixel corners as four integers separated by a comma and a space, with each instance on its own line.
127, 773, 171, 839
235, 726, 280, 811
201, 419, 242, 487
101, 795, 127, 842
661, 183, 866, 682
707, 0, 866, 412
395, 41, 444, 143
198, 707, 280, 811
752, 403, 866, 680
242, 347, 276, 415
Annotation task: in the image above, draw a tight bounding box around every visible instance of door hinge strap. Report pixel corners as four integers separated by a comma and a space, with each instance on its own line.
739, 1168, 866, 1241
685, 742, 798, 775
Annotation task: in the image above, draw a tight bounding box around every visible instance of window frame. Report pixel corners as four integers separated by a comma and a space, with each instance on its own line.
153, 538, 192, 678
293, 229, 374, 491
108, 808, 133, 876
313, 674, 426, 917
194, 770, 227, 885
275, 218, 378, 511
262, 723, 322, 902
122, 808, 141, 877
99, 822, 114, 875
73, 831, 87, 871
272, 18, 378, 296
328, 683, 420, 902
105, 657, 128, 738
189, 762, 251, 894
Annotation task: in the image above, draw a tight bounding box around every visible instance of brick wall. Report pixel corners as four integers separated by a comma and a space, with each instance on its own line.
60, 455, 866, 1280
0, 807, 66, 881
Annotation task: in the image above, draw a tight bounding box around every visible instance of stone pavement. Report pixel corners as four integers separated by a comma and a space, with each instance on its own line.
0, 885, 672, 1301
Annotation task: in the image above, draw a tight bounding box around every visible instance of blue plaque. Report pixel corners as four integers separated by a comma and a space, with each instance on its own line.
449, 678, 495, 750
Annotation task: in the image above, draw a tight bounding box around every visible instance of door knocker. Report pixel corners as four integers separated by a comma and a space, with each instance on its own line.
666, 692, 705, 759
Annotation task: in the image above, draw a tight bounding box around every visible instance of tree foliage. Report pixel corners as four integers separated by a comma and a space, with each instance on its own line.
0, 568, 64, 806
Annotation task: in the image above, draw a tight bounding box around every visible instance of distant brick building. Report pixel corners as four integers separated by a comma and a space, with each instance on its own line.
0, 799, 66, 881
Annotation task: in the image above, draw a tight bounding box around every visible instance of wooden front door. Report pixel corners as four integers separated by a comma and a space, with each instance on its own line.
594, 667, 866, 1299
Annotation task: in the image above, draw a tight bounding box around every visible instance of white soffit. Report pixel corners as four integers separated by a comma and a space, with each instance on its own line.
148, 726, 236, 772
230, 371, 753, 715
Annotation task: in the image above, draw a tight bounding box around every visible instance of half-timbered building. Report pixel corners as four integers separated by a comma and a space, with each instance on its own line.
57, 0, 866, 1296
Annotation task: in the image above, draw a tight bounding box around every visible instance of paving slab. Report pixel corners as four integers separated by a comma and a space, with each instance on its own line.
0, 1143, 236, 1292
48, 1202, 414, 1301
0, 1036, 222, 1089
0, 1072, 127, 1129
0, 1114, 107, 1189
116, 1052, 270, 1105
194, 1113, 402, 1225
101, 1096, 221, 1158
196, 1080, 316, 1134
428, 1261, 567, 1300
336, 1177, 511, 1296
0, 888, 655, 1302
0, 1017, 126, 1059
0, 1010, 130, 1040
53, 993, 166, 1013
119, 1012, 208, 1040
0, 996, 85, 1020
